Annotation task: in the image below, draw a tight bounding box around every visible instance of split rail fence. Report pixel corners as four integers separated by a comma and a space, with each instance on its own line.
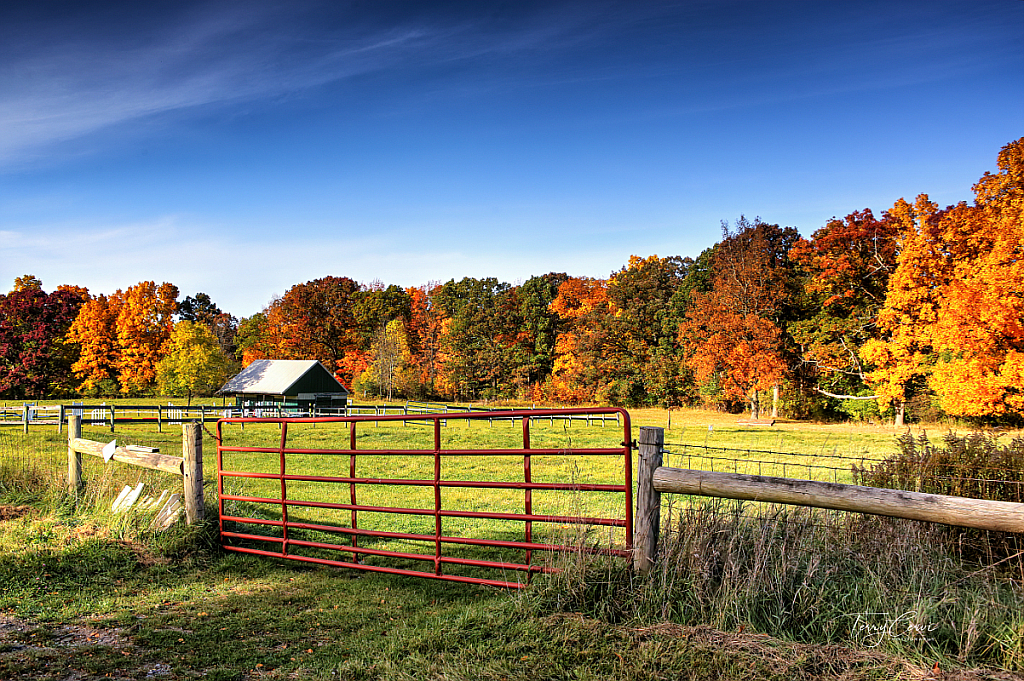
65, 415, 205, 525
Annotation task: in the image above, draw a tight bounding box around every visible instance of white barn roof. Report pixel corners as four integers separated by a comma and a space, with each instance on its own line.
218, 359, 347, 396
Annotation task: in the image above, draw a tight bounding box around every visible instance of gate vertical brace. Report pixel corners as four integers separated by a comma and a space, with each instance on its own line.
216, 420, 225, 543
279, 422, 290, 557
622, 415, 634, 558
522, 417, 533, 577
433, 417, 442, 576
349, 420, 359, 560
634, 426, 663, 574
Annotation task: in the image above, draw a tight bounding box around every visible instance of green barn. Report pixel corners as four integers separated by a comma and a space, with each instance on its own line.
217, 359, 349, 412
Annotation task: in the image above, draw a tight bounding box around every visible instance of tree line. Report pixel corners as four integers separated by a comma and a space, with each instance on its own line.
2, 137, 1021, 423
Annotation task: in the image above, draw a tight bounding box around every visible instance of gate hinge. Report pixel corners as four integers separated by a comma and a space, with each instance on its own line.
622, 439, 637, 448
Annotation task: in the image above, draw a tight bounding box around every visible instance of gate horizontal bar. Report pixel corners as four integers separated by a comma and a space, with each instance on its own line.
219, 446, 626, 457
221, 545, 528, 588
219, 470, 625, 492
220, 493, 626, 526
221, 517, 631, 556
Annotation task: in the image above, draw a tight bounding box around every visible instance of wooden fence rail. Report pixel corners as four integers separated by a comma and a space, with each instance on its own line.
66, 415, 204, 525
632, 426, 1024, 572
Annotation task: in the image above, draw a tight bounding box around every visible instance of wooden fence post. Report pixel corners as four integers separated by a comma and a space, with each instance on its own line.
109, 405, 115, 433
182, 422, 204, 524
67, 415, 83, 493
634, 426, 664, 574
23, 405, 29, 434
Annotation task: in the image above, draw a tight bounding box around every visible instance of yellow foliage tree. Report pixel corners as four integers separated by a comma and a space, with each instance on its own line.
544, 277, 610, 403
358, 319, 414, 400
157, 321, 237, 405
11, 274, 42, 293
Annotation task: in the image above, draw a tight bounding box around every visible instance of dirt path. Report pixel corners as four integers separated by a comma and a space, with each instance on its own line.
0, 614, 173, 680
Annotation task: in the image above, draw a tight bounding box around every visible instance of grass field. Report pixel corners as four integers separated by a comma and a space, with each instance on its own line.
1, 403, 1022, 679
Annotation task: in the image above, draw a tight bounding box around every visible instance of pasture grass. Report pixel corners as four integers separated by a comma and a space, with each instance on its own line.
2, 405, 1023, 678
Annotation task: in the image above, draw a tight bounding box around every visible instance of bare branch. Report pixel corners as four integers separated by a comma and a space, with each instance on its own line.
816, 387, 878, 400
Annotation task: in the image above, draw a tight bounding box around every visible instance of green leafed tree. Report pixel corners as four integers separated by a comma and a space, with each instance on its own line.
156, 321, 238, 405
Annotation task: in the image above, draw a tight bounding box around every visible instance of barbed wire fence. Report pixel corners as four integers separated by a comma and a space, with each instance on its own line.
655, 436, 1024, 559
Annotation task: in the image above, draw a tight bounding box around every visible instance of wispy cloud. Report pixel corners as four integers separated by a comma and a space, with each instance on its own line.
0, 3, 494, 166
0, 1, 730, 168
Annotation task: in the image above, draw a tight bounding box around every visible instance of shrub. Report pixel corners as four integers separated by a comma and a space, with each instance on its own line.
853, 431, 1024, 503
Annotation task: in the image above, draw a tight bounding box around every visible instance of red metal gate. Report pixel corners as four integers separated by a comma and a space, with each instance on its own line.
216, 408, 633, 588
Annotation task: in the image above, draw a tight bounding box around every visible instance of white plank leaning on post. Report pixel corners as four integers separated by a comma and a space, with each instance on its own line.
66, 414, 204, 525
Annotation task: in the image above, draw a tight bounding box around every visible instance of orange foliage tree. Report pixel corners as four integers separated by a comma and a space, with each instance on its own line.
272, 277, 363, 380
679, 218, 798, 418
115, 281, 178, 392
864, 137, 1024, 418
545, 256, 690, 406
406, 284, 447, 396
67, 294, 121, 393
234, 277, 412, 390
545, 276, 610, 403
67, 281, 178, 393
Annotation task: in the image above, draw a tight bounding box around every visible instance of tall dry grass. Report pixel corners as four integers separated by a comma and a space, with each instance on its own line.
526, 499, 1024, 671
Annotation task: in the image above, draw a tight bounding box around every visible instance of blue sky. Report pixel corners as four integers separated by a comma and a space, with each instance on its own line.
1, 0, 1021, 317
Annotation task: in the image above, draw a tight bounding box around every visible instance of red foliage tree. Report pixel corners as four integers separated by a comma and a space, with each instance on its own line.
0, 282, 88, 398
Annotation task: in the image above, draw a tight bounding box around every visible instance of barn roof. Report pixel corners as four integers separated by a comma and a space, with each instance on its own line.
217, 359, 348, 396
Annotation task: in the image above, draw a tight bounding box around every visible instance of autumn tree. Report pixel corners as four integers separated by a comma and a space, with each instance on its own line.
433, 277, 533, 400
516, 273, 569, 388
789, 209, 899, 417
546, 276, 611, 402
274, 277, 362, 380
114, 282, 178, 393
67, 293, 121, 393
357, 319, 414, 400
405, 284, 446, 397
864, 137, 1024, 420
67, 281, 178, 394
10, 274, 42, 293
353, 282, 412, 347
679, 218, 799, 418
543, 257, 691, 406
156, 321, 238, 405
235, 312, 276, 365
0, 280, 88, 398
605, 255, 690, 405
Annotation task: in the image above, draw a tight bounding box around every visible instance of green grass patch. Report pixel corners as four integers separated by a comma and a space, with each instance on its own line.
2, 407, 1022, 678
